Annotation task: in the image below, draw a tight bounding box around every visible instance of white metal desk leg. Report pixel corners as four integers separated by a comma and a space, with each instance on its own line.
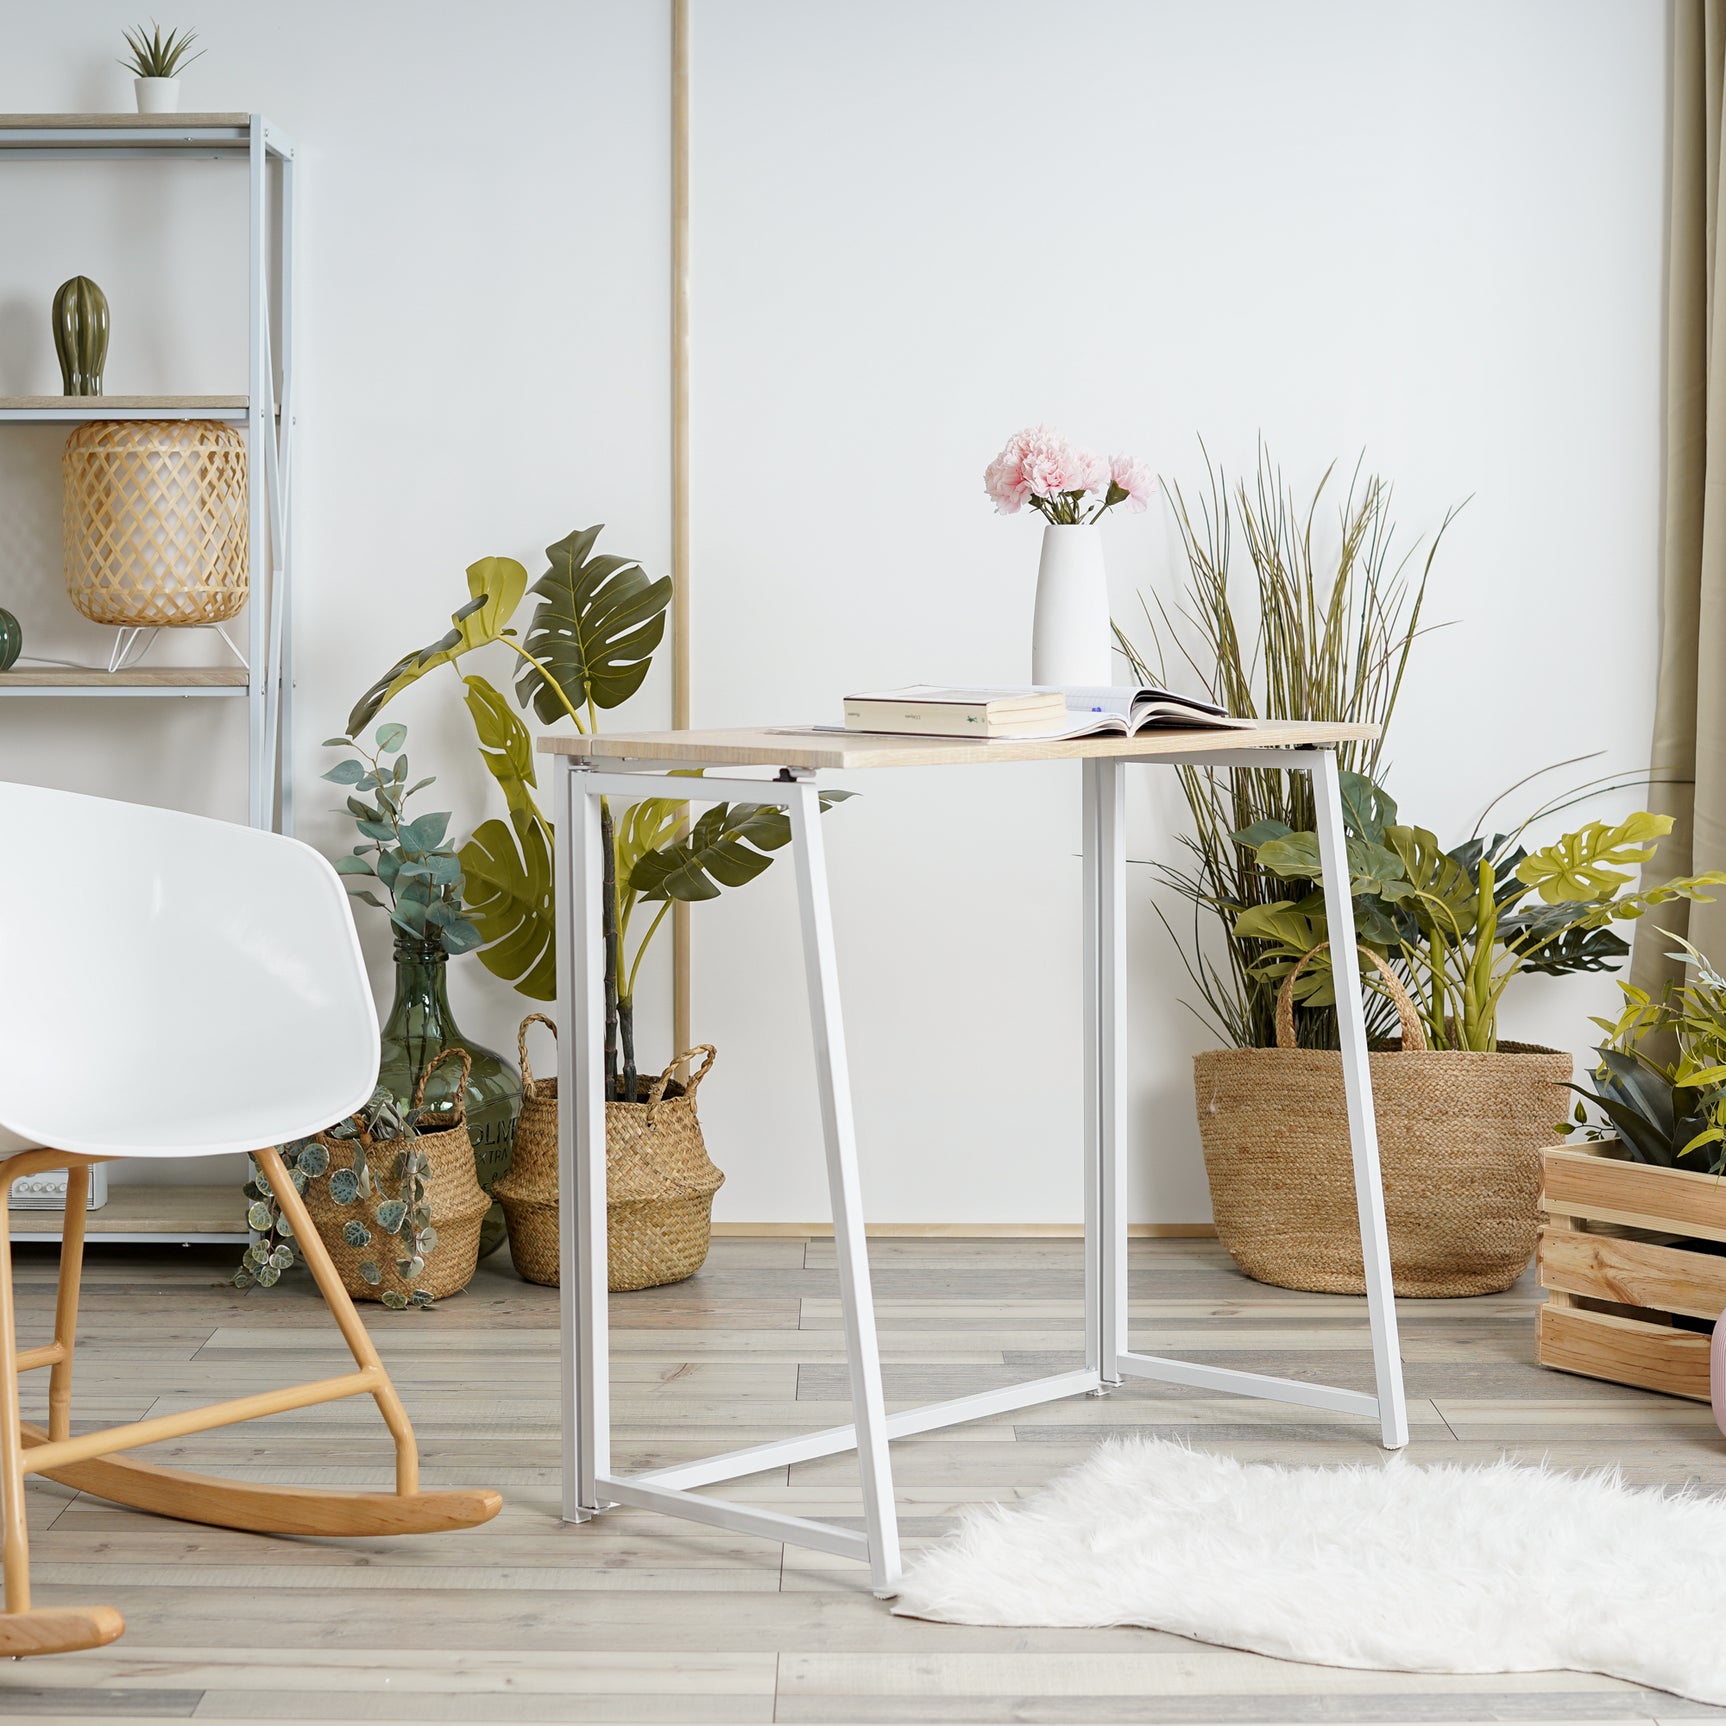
788, 777, 902, 1595
557, 764, 611, 1518
1311, 748, 1409, 1450
1082, 760, 1127, 1385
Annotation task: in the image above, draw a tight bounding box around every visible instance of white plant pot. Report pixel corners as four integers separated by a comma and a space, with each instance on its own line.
134, 77, 181, 114
1030, 522, 1113, 686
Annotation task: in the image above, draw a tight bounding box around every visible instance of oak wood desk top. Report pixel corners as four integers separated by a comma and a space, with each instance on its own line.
538, 719, 1377, 772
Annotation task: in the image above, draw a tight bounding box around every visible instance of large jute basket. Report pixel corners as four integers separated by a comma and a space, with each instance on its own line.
1193, 946, 1572, 1298
301, 1049, 489, 1303
62, 419, 249, 626
494, 1016, 725, 1292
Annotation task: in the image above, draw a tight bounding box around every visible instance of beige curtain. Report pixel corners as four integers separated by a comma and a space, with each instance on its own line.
1633, 0, 1726, 993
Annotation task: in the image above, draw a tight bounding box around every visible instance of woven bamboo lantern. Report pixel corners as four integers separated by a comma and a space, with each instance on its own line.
62, 419, 248, 627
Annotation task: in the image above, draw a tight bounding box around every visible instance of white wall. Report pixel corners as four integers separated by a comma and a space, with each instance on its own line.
0, 2, 1668, 1224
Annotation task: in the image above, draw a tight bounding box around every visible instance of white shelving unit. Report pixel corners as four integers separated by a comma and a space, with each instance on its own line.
1, 115, 297, 1247
0, 115, 297, 832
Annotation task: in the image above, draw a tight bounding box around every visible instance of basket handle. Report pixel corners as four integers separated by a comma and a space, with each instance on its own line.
410, 1046, 473, 1124
1273, 944, 1427, 1053
641, 1045, 718, 1126
518, 1013, 557, 1099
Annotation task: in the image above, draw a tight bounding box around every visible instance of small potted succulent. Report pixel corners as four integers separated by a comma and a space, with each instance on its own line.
120, 22, 204, 114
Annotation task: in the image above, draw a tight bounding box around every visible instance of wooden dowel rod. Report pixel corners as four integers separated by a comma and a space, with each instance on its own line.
671, 0, 693, 1063
13, 1343, 65, 1375
21, 1369, 379, 1476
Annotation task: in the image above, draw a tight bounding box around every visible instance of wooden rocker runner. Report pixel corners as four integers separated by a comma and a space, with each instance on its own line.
0, 783, 503, 1659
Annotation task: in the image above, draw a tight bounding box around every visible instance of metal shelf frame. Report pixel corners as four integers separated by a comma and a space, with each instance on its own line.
0, 113, 297, 833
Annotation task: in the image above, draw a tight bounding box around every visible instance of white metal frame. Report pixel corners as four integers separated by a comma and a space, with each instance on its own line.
553, 744, 1407, 1597
0, 115, 296, 834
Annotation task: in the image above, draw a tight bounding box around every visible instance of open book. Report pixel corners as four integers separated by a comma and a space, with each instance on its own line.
840, 684, 1251, 740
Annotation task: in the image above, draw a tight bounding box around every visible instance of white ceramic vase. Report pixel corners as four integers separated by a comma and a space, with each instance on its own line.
1030, 522, 1113, 686
134, 77, 181, 114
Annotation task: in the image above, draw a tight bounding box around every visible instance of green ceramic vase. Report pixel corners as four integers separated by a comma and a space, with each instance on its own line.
377, 936, 519, 1257
52, 276, 109, 396
0, 610, 19, 673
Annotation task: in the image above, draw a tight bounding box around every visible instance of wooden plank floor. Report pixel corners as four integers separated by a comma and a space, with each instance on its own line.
3, 1234, 1725, 1724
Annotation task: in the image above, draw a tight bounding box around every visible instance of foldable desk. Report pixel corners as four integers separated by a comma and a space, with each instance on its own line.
541, 721, 1408, 1596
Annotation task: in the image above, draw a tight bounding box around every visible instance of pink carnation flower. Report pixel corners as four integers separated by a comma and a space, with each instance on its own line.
1108, 453, 1155, 514
984, 426, 1108, 515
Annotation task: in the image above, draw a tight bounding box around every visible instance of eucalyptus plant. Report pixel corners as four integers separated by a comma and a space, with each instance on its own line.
1230, 771, 1726, 1052
323, 726, 481, 955
345, 525, 847, 1103
119, 21, 204, 78
1115, 443, 1457, 1049
236, 1088, 440, 1308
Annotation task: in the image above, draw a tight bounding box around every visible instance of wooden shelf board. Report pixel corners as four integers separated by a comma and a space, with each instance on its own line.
0, 395, 253, 424
0, 114, 252, 130
10, 1183, 247, 1244
0, 667, 248, 690
0, 114, 290, 163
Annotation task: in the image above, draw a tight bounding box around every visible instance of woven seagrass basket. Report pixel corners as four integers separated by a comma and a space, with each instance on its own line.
62, 418, 248, 626
1193, 946, 1572, 1298
302, 1049, 489, 1303
494, 1016, 725, 1292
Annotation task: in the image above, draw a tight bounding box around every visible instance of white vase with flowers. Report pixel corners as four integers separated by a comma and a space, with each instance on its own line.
984, 426, 1154, 686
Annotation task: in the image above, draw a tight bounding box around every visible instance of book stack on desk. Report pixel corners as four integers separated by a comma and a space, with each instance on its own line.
841, 685, 1252, 740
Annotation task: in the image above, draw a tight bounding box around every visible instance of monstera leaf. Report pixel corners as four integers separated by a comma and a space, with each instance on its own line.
1247, 829, 1410, 901
459, 808, 556, 1000
348, 557, 529, 735
516, 525, 672, 724
631, 794, 853, 903
1385, 825, 1478, 934
614, 794, 688, 893
462, 674, 538, 817
1515, 812, 1672, 905
1339, 771, 1398, 845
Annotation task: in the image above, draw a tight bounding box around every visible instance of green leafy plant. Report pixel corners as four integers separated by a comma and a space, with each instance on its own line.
119, 20, 204, 78
236, 1088, 440, 1308
1563, 936, 1726, 1174
1115, 443, 1457, 1048
323, 725, 481, 956
1230, 772, 1726, 1052
346, 525, 849, 1102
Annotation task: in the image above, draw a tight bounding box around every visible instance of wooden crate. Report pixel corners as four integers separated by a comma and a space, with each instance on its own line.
1537, 1143, 1726, 1401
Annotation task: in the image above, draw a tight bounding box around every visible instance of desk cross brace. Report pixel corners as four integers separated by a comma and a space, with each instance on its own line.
553, 748, 1408, 1597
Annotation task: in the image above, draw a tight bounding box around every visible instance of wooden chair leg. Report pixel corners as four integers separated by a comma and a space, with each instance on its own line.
48, 1165, 87, 1444
1, 1159, 34, 1616
0, 1158, 125, 1659
2, 1146, 499, 1657
253, 1146, 420, 1496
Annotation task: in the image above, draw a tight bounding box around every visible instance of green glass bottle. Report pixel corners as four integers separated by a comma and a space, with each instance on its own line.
376, 936, 519, 1257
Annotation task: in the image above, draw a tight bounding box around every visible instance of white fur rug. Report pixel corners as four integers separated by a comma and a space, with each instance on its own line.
892, 1439, 1726, 1705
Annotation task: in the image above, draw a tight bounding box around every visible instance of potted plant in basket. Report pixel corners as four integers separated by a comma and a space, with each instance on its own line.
322, 724, 521, 1260
341, 526, 848, 1290
238, 733, 495, 1304
1538, 938, 1726, 1402
1205, 776, 1726, 1296
1116, 443, 1725, 1298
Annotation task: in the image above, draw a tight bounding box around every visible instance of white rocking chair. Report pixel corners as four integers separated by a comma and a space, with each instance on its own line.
0, 782, 502, 1658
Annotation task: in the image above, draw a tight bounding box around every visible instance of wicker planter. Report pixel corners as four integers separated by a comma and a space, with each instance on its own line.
494, 1016, 725, 1293
62, 418, 248, 626
1193, 949, 1572, 1297
1537, 1141, 1726, 1400
301, 1050, 489, 1303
